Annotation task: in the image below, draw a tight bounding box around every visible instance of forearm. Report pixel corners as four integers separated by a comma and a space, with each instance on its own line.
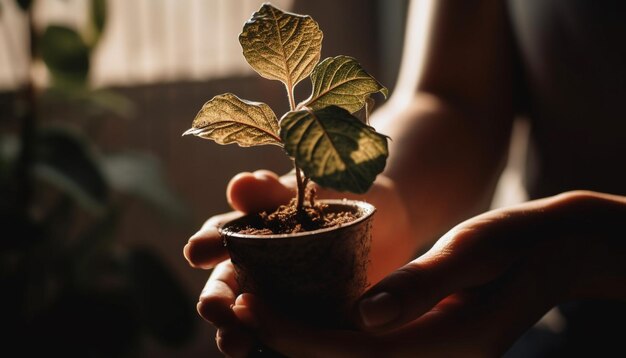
370, 0, 516, 252
372, 94, 512, 250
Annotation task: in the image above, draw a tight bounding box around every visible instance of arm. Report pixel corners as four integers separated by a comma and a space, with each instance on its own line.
373, 0, 516, 250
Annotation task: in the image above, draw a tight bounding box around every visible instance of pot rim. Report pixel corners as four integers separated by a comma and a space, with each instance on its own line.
219, 199, 376, 240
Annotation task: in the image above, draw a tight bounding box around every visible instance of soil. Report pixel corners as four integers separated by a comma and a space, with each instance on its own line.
238, 187, 358, 235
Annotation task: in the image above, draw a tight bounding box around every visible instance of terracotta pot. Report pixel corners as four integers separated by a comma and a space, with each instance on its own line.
219, 199, 375, 328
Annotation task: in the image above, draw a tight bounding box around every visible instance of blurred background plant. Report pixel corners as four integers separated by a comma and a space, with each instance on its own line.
0, 0, 196, 355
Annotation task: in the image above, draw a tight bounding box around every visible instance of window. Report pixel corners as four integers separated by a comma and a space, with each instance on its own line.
0, 0, 294, 89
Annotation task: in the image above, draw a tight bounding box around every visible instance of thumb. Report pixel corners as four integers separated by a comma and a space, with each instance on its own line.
227, 170, 294, 213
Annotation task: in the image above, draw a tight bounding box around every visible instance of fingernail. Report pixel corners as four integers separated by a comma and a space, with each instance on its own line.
358, 292, 400, 329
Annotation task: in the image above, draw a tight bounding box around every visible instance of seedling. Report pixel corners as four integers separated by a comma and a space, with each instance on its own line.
184, 3, 388, 216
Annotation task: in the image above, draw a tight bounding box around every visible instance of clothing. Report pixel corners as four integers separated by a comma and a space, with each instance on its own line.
508, 0, 626, 199
506, 1, 626, 356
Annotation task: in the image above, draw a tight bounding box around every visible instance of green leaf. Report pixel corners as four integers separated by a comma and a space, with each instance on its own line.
0, 134, 19, 164
40, 25, 90, 87
299, 56, 388, 113
91, 0, 107, 37
280, 106, 388, 194
83, 89, 134, 118
34, 126, 108, 213
239, 3, 323, 89
44, 87, 135, 119
102, 152, 188, 222
183, 93, 282, 147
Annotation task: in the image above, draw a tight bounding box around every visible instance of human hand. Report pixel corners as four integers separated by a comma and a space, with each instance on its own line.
183, 169, 415, 356
228, 191, 626, 357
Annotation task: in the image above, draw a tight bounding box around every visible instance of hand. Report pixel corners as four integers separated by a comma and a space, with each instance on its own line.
229, 190, 626, 357
183, 169, 415, 356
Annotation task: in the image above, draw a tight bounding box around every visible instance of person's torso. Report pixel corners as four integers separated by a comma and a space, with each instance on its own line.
508, 0, 626, 198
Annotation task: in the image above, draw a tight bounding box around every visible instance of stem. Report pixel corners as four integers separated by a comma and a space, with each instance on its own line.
285, 83, 307, 212
285, 83, 297, 111
294, 162, 304, 212
15, 9, 38, 215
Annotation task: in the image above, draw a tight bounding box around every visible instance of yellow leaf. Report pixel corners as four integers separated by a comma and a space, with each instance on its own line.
299, 56, 388, 114
239, 3, 323, 91
183, 93, 281, 147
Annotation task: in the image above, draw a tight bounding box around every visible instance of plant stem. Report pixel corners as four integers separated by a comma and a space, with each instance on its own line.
15, 9, 38, 216
286, 83, 296, 111
286, 83, 306, 212
294, 162, 304, 212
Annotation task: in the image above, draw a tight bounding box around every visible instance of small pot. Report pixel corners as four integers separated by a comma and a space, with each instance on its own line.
219, 199, 375, 328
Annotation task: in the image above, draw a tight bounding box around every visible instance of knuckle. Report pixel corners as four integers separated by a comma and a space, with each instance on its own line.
553, 190, 600, 206
196, 299, 213, 322
393, 262, 429, 287
549, 190, 607, 217
183, 241, 203, 267
197, 299, 233, 327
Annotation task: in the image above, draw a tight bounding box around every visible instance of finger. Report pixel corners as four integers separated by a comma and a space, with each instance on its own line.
216, 327, 256, 358
227, 170, 294, 213
197, 260, 239, 328
312, 266, 551, 357
390, 260, 557, 357
355, 206, 541, 332
183, 212, 241, 269
232, 294, 382, 358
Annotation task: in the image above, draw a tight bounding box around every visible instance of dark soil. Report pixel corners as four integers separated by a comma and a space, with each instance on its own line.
238, 189, 358, 235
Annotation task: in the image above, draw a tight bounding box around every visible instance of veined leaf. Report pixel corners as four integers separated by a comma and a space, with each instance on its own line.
299, 56, 388, 113
183, 93, 281, 147
239, 3, 323, 90
280, 106, 388, 194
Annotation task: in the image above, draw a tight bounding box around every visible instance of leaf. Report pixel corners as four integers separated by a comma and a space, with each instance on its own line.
102, 152, 188, 222
33, 126, 108, 213
40, 25, 90, 87
183, 93, 281, 147
280, 106, 388, 194
44, 87, 135, 119
0, 133, 19, 166
239, 3, 323, 89
91, 0, 107, 36
299, 56, 388, 113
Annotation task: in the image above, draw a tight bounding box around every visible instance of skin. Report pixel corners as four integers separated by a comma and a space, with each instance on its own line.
184, 0, 626, 356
